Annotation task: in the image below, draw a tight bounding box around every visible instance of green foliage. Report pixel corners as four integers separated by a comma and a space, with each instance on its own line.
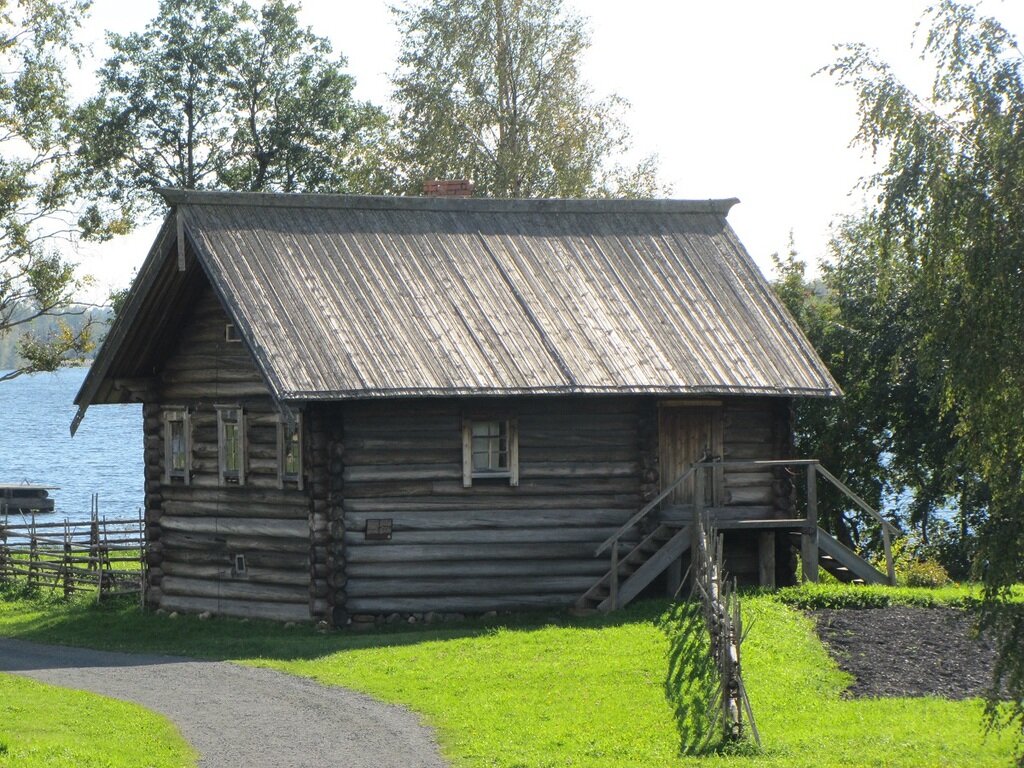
826, 1, 1024, 754
903, 558, 951, 588
0, 304, 107, 373
0, 672, 196, 767
872, 535, 952, 587
0, 593, 1018, 766
390, 0, 665, 198
77, 0, 393, 224
0, 0, 108, 381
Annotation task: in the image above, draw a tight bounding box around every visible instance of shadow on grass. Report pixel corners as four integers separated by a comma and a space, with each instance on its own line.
0, 583, 663, 665
658, 600, 722, 756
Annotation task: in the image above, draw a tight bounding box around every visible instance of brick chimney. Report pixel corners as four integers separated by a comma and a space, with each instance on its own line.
423, 179, 474, 198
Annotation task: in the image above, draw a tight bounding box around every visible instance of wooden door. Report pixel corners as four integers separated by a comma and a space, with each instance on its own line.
658, 405, 723, 507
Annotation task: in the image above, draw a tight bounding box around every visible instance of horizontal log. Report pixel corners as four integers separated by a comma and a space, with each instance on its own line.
343, 494, 638, 513
343, 526, 619, 546
161, 531, 310, 554
342, 464, 459, 483
343, 479, 639, 500
723, 487, 774, 505
158, 594, 310, 623
723, 428, 773, 445
162, 575, 308, 603
345, 397, 637, 420
161, 549, 310, 570
162, 353, 261, 374
343, 508, 631, 531
345, 593, 578, 614
161, 561, 308, 586
342, 445, 639, 466
346, 558, 610, 579
185, 474, 293, 491
659, 505, 775, 523
722, 443, 778, 460
158, 367, 265, 385
722, 471, 775, 488
345, 542, 596, 564
161, 486, 308, 506
161, 500, 309, 520
159, 382, 271, 399
346, 575, 597, 598
161, 516, 308, 539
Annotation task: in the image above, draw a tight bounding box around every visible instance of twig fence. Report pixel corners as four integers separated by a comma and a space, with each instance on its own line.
0, 494, 146, 601
686, 513, 760, 749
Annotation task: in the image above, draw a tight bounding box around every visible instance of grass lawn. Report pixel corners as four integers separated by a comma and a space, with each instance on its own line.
0, 583, 1017, 767
0, 672, 196, 768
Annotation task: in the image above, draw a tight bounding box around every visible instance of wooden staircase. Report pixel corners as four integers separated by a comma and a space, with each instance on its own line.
575, 524, 692, 612
578, 458, 899, 613
787, 527, 888, 585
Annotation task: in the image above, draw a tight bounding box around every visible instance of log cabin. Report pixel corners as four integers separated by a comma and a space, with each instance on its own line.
72, 187, 889, 626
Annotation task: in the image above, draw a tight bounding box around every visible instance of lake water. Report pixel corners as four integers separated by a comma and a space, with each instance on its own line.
0, 367, 143, 523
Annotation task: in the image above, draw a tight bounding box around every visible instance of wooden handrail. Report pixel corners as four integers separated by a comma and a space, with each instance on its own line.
594, 461, 699, 556
814, 465, 900, 536
815, 463, 898, 584
593, 456, 899, 586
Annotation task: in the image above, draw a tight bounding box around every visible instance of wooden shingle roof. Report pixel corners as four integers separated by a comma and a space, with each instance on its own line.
76, 190, 839, 419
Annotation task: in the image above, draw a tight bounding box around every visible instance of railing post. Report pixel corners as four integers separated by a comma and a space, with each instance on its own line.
802, 464, 819, 583
881, 525, 895, 585
694, 463, 706, 524
609, 540, 619, 610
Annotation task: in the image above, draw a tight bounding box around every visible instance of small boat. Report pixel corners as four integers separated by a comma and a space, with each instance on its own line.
0, 484, 58, 516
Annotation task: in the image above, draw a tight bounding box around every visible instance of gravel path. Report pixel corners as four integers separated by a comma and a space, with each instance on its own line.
0, 638, 447, 768
813, 606, 997, 699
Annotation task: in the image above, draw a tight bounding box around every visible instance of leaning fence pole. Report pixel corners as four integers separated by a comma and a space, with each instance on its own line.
28, 516, 38, 589
137, 506, 146, 609
62, 519, 73, 597
0, 507, 8, 585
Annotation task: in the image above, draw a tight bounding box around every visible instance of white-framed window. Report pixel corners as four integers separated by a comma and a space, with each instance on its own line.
163, 408, 191, 484
277, 412, 303, 489
225, 322, 241, 343
216, 405, 246, 486
462, 417, 519, 487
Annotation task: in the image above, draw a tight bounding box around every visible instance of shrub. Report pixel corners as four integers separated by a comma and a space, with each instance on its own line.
902, 558, 950, 588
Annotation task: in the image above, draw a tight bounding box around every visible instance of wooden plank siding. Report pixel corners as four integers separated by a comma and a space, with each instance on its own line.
144, 285, 318, 623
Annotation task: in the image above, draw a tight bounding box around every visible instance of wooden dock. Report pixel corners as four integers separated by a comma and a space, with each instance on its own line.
0, 484, 57, 515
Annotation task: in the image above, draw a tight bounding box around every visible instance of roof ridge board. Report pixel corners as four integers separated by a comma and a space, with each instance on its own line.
155, 187, 739, 216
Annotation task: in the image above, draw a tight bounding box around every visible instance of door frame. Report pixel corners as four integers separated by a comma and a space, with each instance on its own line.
657, 400, 724, 508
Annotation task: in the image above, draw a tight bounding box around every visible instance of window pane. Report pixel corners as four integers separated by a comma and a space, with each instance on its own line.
169, 420, 186, 472
224, 423, 239, 472
284, 423, 300, 476
469, 420, 509, 473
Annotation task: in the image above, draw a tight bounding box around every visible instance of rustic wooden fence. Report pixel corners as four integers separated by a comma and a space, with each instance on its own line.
0, 496, 146, 601
686, 514, 759, 749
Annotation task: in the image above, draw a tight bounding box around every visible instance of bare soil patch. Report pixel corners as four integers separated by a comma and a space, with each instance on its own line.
812, 606, 997, 699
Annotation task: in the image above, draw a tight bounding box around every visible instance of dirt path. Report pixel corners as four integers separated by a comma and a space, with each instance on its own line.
0, 638, 447, 768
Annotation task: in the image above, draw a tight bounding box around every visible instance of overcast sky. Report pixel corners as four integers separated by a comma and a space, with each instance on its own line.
68, 0, 1024, 301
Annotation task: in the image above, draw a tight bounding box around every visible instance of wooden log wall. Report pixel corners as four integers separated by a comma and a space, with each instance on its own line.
333, 397, 645, 616
720, 398, 795, 585
144, 284, 315, 623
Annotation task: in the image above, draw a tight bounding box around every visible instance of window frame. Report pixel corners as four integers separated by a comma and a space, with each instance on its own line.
462, 416, 519, 487
216, 405, 247, 486
277, 412, 304, 490
163, 407, 191, 485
